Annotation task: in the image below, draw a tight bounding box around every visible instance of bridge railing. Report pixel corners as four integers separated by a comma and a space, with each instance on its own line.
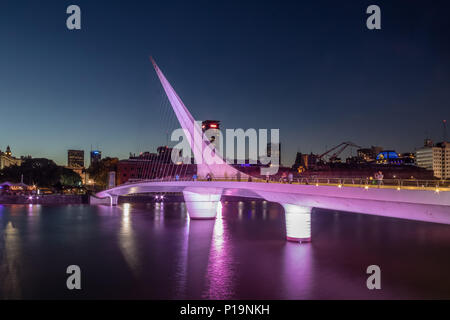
124, 176, 450, 191
292, 178, 449, 190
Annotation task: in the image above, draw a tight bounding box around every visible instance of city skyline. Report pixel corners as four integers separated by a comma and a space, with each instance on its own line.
1, 0, 450, 166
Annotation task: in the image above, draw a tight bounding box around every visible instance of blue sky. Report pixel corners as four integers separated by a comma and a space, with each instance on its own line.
1, 0, 449, 166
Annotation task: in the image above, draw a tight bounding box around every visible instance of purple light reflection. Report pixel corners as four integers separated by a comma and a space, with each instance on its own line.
281, 242, 313, 299
173, 205, 190, 299
202, 202, 236, 299
118, 203, 141, 276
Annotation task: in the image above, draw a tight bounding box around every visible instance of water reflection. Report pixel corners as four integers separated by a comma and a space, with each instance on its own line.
238, 201, 243, 220
1, 202, 450, 299
118, 203, 141, 276
202, 202, 235, 299
1, 217, 22, 298
174, 204, 190, 299
262, 201, 267, 220
281, 242, 313, 299
154, 202, 164, 227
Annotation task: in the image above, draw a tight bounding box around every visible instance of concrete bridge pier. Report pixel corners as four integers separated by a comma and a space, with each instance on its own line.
183, 188, 223, 220
282, 204, 312, 243
109, 195, 119, 206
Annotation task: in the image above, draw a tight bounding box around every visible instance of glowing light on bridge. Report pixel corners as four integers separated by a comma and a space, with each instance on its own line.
283, 204, 311, 243
183, 189, 222, 220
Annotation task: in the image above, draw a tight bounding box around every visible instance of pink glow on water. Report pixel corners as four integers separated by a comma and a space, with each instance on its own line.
281, 242, 313, 299
202, 201, 236, 299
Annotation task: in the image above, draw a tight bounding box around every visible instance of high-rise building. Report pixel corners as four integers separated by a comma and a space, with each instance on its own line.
90, 150, 102, 166
68, 150, 85, 168
416, 141, 450, 179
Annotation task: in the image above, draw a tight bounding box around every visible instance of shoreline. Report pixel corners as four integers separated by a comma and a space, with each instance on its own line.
0, 194, 262, 205
0, 194, 88, 205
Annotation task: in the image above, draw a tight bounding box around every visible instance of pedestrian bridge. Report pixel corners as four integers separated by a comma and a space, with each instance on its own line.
93, 58, 450, 242
95, 178, 450, 242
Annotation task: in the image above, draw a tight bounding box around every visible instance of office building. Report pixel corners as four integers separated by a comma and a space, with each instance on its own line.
90, 150, 102, 166
68, 150, 85, 168
416, 141, 450, 179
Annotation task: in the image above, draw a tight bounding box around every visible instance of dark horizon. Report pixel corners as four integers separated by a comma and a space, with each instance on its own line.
1, 0, 449, 166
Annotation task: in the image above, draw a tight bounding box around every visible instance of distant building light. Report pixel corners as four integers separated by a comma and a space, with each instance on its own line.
376, 151, 399, 161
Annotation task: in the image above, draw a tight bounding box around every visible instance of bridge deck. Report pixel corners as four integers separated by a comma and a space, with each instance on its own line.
96, 178, 450, 225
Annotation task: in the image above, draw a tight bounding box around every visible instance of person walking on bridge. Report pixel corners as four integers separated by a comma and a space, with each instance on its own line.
375, 171, 384, 186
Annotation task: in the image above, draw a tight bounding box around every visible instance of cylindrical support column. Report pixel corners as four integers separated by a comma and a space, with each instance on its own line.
282, 204, 312, 243
109, 195, 119, 206
183, 188, 223, 220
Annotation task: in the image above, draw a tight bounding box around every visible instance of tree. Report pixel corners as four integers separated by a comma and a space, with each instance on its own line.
59, 167, 82, 187
87, 157, 118, 189
0, 158, 81, 188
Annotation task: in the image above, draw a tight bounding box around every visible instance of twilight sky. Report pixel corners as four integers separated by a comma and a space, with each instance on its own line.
1, 0, 449, 166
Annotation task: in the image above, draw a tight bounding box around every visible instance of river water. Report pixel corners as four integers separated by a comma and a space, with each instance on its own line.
1, 201, 450, 299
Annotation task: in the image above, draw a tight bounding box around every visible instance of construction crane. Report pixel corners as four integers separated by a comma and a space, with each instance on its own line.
318, 141, 362, 163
